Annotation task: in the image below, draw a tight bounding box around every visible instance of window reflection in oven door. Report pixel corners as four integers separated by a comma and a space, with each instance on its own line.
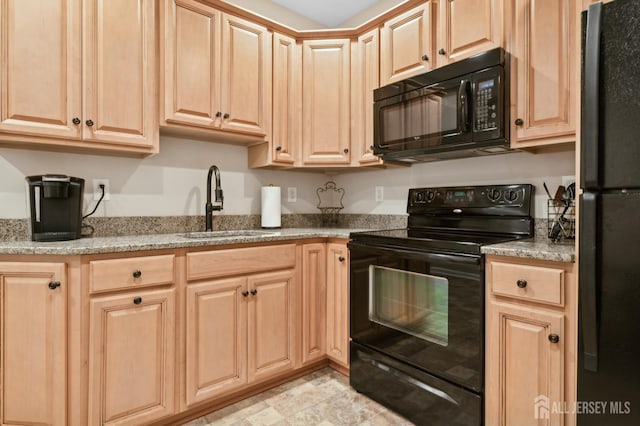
349, 242, 484, 392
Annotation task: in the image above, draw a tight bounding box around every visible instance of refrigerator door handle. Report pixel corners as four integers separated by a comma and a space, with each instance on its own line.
581, 2, 602, 189
580, 193, 599, 372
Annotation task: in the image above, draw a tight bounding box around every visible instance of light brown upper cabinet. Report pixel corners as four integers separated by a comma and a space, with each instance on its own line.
302, 39, 351, 165
352, 28, 383, 166
436, 0, 504, 67
160, 0, 272, 139
380, 2, 435, 86
0, 0, 158, 154
248, 32, 301, 168
508, 0, 577, 148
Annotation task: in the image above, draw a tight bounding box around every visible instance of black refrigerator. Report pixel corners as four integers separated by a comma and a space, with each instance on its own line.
579, 1, 640, 425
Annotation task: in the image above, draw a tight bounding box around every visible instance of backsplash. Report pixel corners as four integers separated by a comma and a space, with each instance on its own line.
0, 215, 556, 242
0, 214, 408, 241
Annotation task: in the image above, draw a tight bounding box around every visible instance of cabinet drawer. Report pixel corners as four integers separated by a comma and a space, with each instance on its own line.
90, 254, 175, 294
489, 262, 564, 306
187, 244, 296, 281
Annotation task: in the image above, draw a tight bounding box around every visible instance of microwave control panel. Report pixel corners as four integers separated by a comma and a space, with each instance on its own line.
475, 78, 499, 131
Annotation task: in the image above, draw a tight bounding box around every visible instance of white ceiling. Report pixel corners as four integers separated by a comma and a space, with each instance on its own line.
271, 0, 379, 27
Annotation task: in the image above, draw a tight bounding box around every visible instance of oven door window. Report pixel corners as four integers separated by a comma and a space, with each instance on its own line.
369, 265, 448, 346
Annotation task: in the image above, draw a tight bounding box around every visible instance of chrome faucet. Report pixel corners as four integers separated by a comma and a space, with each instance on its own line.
205, 165, 223, 231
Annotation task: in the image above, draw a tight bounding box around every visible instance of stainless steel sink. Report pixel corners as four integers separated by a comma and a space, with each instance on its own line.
179, 230, 278, 239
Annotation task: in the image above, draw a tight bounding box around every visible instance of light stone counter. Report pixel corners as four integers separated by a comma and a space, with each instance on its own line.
0, 226, 576, 262
481, 237, 575, 263
0, 228, 359, 256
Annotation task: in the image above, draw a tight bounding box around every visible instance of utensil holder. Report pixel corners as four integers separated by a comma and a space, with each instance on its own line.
547, 199, 575, 241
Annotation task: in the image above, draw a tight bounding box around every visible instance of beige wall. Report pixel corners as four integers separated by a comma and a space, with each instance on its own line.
0, 139, 574, 220
0, 136, 325, 219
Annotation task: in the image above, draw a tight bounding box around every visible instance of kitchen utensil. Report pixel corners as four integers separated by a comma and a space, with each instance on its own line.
549, 205, 571, 241
564, 182, 576, 202
543, 182, 554, 200
553, 185, 566, 207
549, 182, 575, 241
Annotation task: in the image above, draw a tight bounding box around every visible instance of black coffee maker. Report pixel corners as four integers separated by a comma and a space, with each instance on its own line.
26, 175, 84, 241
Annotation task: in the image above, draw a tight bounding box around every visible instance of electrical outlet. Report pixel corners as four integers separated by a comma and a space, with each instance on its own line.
375, 186, 384, 202
561, 175, 576, 188
287, 187, 297, 202
92, 179, 111, 201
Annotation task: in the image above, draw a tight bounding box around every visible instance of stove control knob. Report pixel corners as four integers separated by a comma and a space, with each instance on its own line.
504, 189, 518, 202
426, 191, 436, 202
487, 188, 501, 202
415, 192, 425, 202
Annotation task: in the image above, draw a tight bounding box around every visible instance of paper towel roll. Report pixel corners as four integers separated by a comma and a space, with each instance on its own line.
261, 186, 281, 228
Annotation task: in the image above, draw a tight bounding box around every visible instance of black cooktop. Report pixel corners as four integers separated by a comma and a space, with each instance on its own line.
350, 184, 535, 255
350, 228, 525, 255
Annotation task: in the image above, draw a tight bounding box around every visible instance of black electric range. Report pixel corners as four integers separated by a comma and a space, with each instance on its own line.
348, 184, 534, 426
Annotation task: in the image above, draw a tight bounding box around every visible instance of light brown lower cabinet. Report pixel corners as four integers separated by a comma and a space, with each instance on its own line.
300, 243, 327, 364
247, 270, 297, 381
485, 255, 577, 426
88, 288, 176, 426
0, 239, 351, 425
184, 245, 297, 409
326, 243, 349, 368
301, 241, 350, 371
0, 262, 67, 426
185, 277, 248, 406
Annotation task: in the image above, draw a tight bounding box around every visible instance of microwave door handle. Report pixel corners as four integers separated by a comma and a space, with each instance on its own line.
458, 80, 470, 132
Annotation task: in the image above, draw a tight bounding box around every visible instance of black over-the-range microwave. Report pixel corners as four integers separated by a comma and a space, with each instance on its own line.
373, 48, 510, 163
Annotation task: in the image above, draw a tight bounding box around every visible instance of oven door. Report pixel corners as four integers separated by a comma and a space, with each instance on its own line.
349, 241, 484, 392
373, 76, 472, 154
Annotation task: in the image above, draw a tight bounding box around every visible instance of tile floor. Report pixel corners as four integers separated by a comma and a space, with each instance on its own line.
183, 368, 415, 426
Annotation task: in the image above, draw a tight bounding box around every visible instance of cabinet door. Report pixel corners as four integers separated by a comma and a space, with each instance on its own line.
352, 28, 383, 166
0, 0, 81, 140
185, 277, 247, 406
302, 39, 351, 165
510, 0, 576, 147
380, 2, 434, 85
271, 32, 300, 165
83, 0, 157, 149
88, 288, 175, 426
160, 0, 221, 129
437, 0, 503, 66
247, 270, 296, 382
0, 262, 66, 426
486, 300, 564, 426
326, 243, 349, 368
301, 243, 326, 364
220, 14, 271, 136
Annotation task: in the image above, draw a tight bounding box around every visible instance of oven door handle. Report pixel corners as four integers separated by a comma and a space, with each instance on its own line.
348, 242, 481, 266
359, 352, 459, 405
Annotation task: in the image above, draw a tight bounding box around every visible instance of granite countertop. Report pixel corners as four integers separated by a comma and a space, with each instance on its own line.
0, 228, 576, 262
481, 237, 575, 263
0, 228, 358, 256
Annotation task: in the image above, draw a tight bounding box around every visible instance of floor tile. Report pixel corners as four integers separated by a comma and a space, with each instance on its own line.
184, 368, 415, 426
